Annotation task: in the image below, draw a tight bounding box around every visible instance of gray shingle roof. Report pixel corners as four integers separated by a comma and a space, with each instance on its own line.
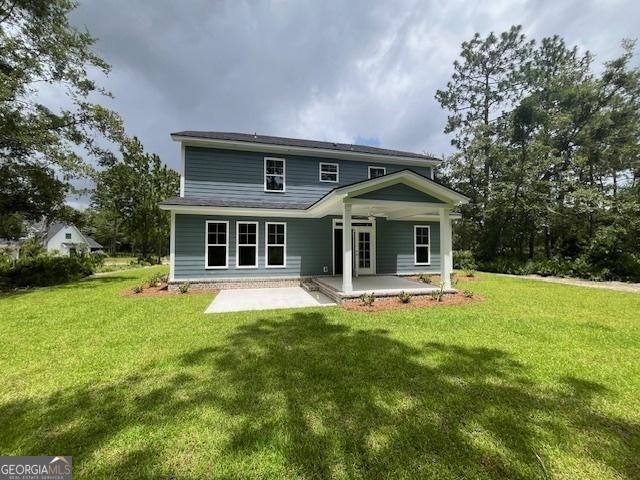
171, 131, 440, 162
160, 197, 310, 210
46, 222, 66, 242
84, 236, 103, 249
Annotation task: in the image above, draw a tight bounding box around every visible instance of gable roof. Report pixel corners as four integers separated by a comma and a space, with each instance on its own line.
171, 131, 440, 163
46, 222, 103, 249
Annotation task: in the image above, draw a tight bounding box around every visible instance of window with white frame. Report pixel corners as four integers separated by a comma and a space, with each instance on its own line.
266, 222, 286, 268
206, 221, 228, 268
236, 222, 258, 268
319, 162, 339, 183
264, 157, 285, 192
65, 232, 72, 240
368, 166, 386, 179
414, 225, 430, 265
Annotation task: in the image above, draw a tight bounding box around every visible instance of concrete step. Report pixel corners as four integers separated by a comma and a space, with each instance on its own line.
301, 281, 319, 292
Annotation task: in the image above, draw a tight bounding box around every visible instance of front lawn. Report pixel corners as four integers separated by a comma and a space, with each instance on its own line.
1, 268, 638, 479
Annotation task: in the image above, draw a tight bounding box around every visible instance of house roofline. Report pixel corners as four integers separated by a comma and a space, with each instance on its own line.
171, 134, 441, 167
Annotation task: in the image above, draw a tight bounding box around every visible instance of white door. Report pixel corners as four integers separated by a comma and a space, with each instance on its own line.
354, 227, 374, 275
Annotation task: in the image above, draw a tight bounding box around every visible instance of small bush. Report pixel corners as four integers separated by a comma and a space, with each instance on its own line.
360, 292, 375, 306
463, 289, 474, 298
147, 273, 163, 288
417, 273, 432, 284
454, 250, 477, 271
462, 268, 476, 277
159, 273, 169, 283
178, 282, 190, 294
431, 282, 445, 302
131, 284, 144, 294
398, 291, 411, 303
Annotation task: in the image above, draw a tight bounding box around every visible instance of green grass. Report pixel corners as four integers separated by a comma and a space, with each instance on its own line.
1, 268, 639, 479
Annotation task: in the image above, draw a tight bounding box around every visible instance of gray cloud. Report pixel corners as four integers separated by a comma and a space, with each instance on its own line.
70, 0, 640, 172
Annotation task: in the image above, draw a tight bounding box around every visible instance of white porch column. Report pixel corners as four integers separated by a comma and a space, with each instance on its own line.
342, 202, 353, 293
169, 211, 176, 281
439, 208, 453, 289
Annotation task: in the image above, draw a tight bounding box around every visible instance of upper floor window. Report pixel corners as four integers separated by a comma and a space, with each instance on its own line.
264, 157, 285, 192
414, 225, 430, 266
319, 162, 339, 183
65, 233, 72, 240
368, 166, 386, 179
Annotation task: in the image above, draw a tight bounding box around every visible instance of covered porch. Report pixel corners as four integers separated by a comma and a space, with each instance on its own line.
312, 170, 469, 295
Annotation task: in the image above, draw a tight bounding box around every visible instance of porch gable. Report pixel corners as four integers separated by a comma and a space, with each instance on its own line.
352, 182, 445, 204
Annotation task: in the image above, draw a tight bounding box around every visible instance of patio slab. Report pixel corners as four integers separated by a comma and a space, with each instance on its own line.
205, 286, 336, 313
313, 275, 450, 300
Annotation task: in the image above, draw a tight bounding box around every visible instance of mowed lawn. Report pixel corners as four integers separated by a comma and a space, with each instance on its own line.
0, 269, 639, 479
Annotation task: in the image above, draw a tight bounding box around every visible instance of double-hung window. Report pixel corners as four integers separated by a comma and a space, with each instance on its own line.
264, 157, 285, 192
319, 162, 339, 183
368, 166, 386, 179
206, 221, 228, 268
265, 222, 286, 268
414, 225, 430, 266
236, 221, 258, 268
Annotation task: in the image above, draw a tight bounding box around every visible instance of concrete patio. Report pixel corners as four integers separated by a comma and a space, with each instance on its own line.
205, 286, 335, 313
313, 275, 450, 301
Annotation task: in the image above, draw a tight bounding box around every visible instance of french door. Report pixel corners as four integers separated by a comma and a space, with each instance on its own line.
354, 227, 374, 275
333, 223, 375, 276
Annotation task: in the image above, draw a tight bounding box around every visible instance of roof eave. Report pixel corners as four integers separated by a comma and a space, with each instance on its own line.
170, 134, 441, 167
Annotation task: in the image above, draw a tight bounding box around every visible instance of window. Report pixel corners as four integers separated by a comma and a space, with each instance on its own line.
368, 166, 386, 179
319, 162, 339, 183
206, 221, 228, 269
65, 233, 72, 240
236, 222, 258, 268
264, 157, 285, 192
414, 225, 430, 265
265, 222, 286, 268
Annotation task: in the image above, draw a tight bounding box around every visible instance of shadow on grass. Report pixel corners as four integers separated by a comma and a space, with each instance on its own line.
0, 275, 133, 298
1, 312, 638, 479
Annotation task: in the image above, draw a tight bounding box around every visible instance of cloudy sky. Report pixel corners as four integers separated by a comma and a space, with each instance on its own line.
69, 0, 638, 174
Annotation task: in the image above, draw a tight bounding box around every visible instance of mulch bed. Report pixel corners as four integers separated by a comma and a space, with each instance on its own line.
342, 292, 483, 312
120, 283, 218, 298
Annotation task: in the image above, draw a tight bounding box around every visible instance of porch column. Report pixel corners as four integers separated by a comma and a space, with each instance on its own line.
342, 201, 353, 293
439, 208, 452, 289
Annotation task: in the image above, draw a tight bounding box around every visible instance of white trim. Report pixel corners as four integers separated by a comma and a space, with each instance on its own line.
171, 135, 441, 167
265, 222, 287, 268
236, 221, 259, 268
169, 211, 176, 280
205, 220, 229, 269
368, 166, 386, 179
414, 225, 431, 266
264, 157, 286, 193
179, 143, 185, 197
319, 162, 339, 183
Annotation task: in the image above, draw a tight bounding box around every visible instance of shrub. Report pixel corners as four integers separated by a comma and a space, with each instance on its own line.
360, 292, 375, 306
454, 250, 477, 271
398, 291, 411, 303
159, 273, 169, 283
147, 273, 163, 288
178, 282, 190, 294
463, 289, 474, 298
462, 268, 476, 277
131, 284, 144, 294
417, 273, 432, 284
0, 255, 95, 288
431, 282, 445, 302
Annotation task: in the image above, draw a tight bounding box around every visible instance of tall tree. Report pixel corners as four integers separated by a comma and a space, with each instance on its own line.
0, 0, 123, 237
93, 137, 179, 259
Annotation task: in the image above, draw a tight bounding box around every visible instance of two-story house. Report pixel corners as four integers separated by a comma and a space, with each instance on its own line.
160, 131, 468, 295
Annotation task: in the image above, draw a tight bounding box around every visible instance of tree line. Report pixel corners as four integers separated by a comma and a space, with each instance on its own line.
0, 0, 177, 260
436, 26, 640, 280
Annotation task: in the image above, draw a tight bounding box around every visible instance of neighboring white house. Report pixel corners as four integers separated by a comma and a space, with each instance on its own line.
45, 222, 104, 256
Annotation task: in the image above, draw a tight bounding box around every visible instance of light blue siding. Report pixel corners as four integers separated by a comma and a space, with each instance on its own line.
377, 218, 441, 274
355, 183, 444, 203
174, 214, 441, 279
184, 147, 432, 204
